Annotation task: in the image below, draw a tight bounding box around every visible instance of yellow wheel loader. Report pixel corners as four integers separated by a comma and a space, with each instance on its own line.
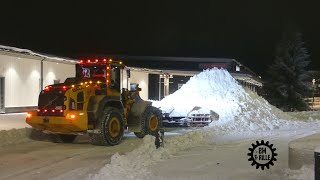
26, 59, 163, 146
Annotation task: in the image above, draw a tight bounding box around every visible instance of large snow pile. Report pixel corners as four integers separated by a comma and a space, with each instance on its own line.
153, 68, 292, 132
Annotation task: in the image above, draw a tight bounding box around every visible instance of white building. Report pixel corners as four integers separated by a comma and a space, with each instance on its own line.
0, 45, 77, 113
0, 45, 150, 113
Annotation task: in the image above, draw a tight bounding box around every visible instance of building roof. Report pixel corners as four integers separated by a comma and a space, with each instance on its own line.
0, 45, 78, 64
117, 55, 236, 63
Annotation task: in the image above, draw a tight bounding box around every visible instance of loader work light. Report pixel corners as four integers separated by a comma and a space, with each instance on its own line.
26, 113, 32, 119
66, 113, 77, 120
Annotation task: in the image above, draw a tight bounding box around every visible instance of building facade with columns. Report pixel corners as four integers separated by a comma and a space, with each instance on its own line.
0, 45, 262, 113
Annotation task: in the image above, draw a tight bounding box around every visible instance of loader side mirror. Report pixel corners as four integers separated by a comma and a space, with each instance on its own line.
135, 84, 141, 92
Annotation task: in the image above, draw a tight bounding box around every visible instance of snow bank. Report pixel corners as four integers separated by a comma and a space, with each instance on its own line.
0, 128, 32, 147
153, 68, 291, 132
284, 165, 314, 180
0, 128, 50, 147
288, 111, 320, 121
90, 131, 213, 180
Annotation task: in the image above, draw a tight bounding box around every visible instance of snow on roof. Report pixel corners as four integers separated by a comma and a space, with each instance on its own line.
0, 45, 78, 63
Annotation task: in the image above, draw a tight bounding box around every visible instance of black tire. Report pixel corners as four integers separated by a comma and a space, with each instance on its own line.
50, 134, 77, 143
134, 132, 145, 138
134, 106, 162, 138
28, 129, 50, 141
89, 107, 124, 146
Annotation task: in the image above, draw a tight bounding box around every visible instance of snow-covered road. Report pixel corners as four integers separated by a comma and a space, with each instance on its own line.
150, 127, 318, 180
0, 121, 318, 180
0, 134, 142, 180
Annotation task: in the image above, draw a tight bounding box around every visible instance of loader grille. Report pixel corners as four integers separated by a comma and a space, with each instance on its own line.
37, 91, 65, 116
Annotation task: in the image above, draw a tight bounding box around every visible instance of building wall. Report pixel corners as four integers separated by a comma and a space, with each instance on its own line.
0, 54, 41, 107
43, 61, 74, 86
129, 71, 149, 100
0, 54, 75, 108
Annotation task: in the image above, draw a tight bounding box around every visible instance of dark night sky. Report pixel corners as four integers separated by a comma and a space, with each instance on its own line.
1, 1, 320, 76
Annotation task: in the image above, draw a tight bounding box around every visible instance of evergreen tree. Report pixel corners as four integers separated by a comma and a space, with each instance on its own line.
263, 31, 312, 111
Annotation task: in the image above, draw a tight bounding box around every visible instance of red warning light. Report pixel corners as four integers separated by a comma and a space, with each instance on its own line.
95, 59, 99, 62
103, 58, 107, 62
62, 86, 67, 90
44, 86, 50, 91
44, 109, 48, 112
80, 60, 84, 63
87, 59, 91, 63
37, 109, 40, 112
52, 109, 56, 113
60, 110, 64, 113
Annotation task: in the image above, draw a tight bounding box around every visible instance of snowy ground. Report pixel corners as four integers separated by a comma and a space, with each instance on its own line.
0, 134, 143, 180
0, 120, 318, 180
0, 69, 319, 179
150, 125, 318, 180
0, 113, 30, 130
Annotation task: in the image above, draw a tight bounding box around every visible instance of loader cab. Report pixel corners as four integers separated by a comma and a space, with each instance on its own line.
76, 59, 124, 95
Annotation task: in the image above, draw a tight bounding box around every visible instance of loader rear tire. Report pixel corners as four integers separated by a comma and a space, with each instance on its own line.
89, 107, 124, 146
134, 106, 162, 138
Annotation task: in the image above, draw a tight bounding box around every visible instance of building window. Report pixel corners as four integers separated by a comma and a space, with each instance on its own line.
236, 65, 240, 72
178, 83, 184, 89
130, 83, 138, 91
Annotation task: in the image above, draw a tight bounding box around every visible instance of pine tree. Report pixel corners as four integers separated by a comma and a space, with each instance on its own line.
263, 31, 312, 111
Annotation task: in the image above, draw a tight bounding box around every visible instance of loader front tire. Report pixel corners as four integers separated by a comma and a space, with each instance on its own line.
89, 107, 124, 146
134, 106, 162, 138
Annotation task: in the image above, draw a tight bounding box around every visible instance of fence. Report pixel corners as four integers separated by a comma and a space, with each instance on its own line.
306, 97, 320, 110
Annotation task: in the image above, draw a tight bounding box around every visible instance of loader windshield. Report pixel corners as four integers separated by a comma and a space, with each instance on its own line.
76, 64, 107, 80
